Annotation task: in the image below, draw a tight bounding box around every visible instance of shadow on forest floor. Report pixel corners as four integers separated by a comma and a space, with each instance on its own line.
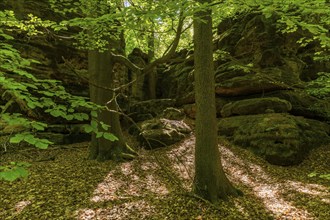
1, 135, 329, 219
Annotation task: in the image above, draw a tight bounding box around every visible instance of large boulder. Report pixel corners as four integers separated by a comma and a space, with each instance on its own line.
265, 90, 330, 122
221, 97, 292, 117
129, 99, 176, 122
162, 107, 185, 120
139, 118, 191, 149
218, 113, 330, 165
215, 66, 303, 97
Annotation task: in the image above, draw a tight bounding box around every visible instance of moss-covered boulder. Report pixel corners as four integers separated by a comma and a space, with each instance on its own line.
218, 113, 330, 165
129, 99, 176, 122
139, 118, 191, 149
266, 90, 330, 122
162, 107, 185, 120
221, 97, 292, 117
215, 67, 301, 97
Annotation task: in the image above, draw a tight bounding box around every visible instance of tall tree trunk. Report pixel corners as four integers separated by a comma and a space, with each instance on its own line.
147, 31, 157, 99
193, 0, 240, 202
88, 38, 132, 161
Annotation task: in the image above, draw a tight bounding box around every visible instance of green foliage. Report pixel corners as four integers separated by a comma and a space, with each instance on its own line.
49, 0, 193, 56
213, 0, 330, 61
0, 9, 119, 181
308, 172, 330, 181
0, 162, 31, 181
0, 10, 54, 37
306, 72, 330, 99
83, 119, 118, 141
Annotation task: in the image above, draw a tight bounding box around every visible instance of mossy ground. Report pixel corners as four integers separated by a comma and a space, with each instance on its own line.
0, 136, 329, 220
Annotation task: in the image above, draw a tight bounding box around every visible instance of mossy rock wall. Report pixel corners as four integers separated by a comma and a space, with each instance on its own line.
159, 12, 330, 165
218, 113, 330, 165
221, 97, 292, 117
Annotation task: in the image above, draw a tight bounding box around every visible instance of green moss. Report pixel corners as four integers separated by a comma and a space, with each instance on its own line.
221, 97, 292, 117
218, 113, 330, 165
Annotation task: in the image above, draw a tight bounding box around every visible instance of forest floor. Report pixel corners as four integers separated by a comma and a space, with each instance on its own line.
0, 133, 329, 220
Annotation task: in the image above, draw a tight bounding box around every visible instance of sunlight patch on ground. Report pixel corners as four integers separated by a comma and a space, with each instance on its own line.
91, 161, 169, 203
76, 200, 155, 220
286, 181, 329, 197
221, 146, 314, 219
14, 200, 31, 214
167, 136, 319, 219
286, 180, 330, 204
79, 136, 327, 219
167, 136, 195, 187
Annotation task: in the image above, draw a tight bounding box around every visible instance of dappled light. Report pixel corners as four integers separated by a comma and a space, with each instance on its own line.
74, 136, 330, 219
76, 201, 155, 220
285, 181, 330, 204
1, 0, 330, 218
221, 147, 314, 219
91, 161, 169, 203
14, 201, 31, 214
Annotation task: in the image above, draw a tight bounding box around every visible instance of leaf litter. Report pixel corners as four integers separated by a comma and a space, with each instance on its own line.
0, 134, 329, 219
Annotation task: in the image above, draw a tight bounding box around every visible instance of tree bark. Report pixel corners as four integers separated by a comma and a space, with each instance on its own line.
88, 39, 132, 161
193, 0, 240, 202
147, 31, 157, 99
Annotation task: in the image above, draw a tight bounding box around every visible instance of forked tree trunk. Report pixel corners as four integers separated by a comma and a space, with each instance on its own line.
193, 0, 241, 202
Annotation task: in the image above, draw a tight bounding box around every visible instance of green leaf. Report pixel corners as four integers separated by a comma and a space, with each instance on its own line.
9, 134, 25, 144
35, 141, 49, 149
96, 132, 103, 138
49, 109, 62, 117
91, 110, 98, 117
103, 132, 118, 141
319, 174, 330, 180
308, 172, 318, 177
24, 134, 37, 145
91, 120, 98, 129
65, 115, 74, 120
83, 125, 93, 133
0, 170, 20, 181
27, 101, 36, 109
15, 167, 29, 178
0, 167, 29, 182
31, 122, 46, 131
100, 122, 110, 131
74, 113, 89, 121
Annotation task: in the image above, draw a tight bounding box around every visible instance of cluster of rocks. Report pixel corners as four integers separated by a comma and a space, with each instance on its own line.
155, 12, 330, 165
128, 100, 191, 149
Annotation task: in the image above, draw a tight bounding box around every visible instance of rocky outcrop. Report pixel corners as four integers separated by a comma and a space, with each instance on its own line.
220, 97, 292, 117
158, 12, 329, 165
266, 90, 330, 122
218, 114, 330, 165
129, 99, 176, 122
139, 118, 191, 149
162, 107, 185, 120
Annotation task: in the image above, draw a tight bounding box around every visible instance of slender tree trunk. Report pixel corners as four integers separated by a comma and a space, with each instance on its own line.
147, 31, 157, 99
193, 0, 240, 202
